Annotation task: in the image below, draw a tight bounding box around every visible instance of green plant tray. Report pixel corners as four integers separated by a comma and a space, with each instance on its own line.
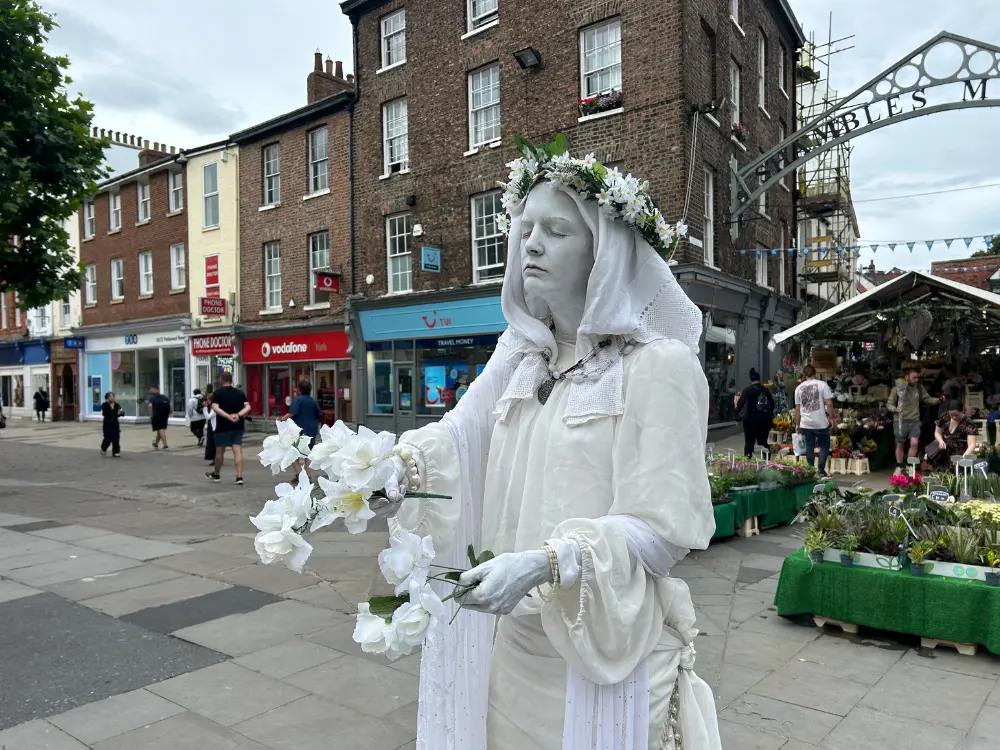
775, 548, 1000, 654
710, 484, 814, 540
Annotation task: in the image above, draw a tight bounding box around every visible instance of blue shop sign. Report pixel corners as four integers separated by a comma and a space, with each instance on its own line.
366, 334, 500, 352
420, 247, 441, 273
63, 337, 86, 350
359, 295, 506, 342
0, 341, 50, 366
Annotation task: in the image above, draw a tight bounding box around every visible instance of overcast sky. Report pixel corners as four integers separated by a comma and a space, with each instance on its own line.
41, 0, 1000, 271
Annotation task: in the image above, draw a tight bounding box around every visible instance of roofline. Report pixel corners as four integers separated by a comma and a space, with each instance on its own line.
98, 154, 177, 191
229, 91, 353, 144
772, 0, 806, 45
180, 139, 231, 159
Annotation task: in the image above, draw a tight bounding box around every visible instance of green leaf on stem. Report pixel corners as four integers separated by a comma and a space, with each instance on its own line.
443, 571, 462, 582
368, 594, 409, 618
468, 544, 478, 568
476, 550, 495, 565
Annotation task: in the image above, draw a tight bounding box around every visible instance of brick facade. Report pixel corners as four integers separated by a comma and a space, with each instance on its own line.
0, 292, 27, 341
931, 257, 1000, 291
344, 0, 800, 299
78, 158, 189, 326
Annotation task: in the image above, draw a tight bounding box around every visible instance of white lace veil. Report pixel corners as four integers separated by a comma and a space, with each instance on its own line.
496, 183, 703, 425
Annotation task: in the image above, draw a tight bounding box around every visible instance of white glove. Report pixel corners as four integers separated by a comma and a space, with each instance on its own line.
369, 455, 409, 520
458, 550, 552, 615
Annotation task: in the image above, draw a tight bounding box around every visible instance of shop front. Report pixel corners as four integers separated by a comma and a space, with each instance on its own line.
189, 332, 236, 394
353, 291, 507, 434
0, 340, 51, 418
82, 327, 189, 422
49, 338, 82, 422
241, 329, 352, 425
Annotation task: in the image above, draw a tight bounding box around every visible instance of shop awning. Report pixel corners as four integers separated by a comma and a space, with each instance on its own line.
769, 270, 1000, 350
706, 326, 736, 346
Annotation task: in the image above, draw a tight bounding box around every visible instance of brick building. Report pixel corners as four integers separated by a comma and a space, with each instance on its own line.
231, 53, 356, 423
75, 145, 192, 422
931, 257, 1000, 292
341, 0, 804, 432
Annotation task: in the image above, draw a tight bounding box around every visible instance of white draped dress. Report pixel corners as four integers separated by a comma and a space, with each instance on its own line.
393, 333, 719, 750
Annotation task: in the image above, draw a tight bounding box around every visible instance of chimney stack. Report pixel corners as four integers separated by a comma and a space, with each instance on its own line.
325, 57, 333, 75
314, 49, 323, 71
306, 49, 354, 103
335, 60, 344, 79
347, 74, 355, 84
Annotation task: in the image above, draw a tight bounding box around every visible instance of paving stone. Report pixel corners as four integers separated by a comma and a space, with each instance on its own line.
385, 700, 418, 730
233, 695, 415, 750
0, 513, 42, 526
794, 635, 904, 685
152, 549, 250, 576
861, 661, 993, 730
80, 575, 231, 616
92, 712, 269, 749
823, 706, 964, 750
28, 525, 114, 542
74, 532, 192, 560
720, 694, 841, 745
733, 609, 823, 643
903, 645, 1000, 682
121, 585, 281, 634
672, 560, 726, 578
234, 640, 345, 679
146, 662, 307, 726
188, 535, 258, 557
43, 563, 186, 601
47, 688, 185, 745
0, 719, 88, 749
718, 719, 788, 749
740, 575, 780, 595
715, 662, 769, 709
305, 620, 370, 659
736, 565, 777, 585
215, 562, 319, 595
961, 704, 1000, 749
4, 519, 66, 532
723, 627, 811, 673
0, 543, 80, 570
7, 551, 141, 587
172, 600, 341, 656
749, 659, 870, 716
388, 652, 422, 677
684, 576, 738, 596
729, 591, 774, 623
0, 579, 41, 603
284, 654, 420, 717
285, 582, 357, 615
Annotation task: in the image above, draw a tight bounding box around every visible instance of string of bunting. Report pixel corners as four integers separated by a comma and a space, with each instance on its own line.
738, 234, 997, 260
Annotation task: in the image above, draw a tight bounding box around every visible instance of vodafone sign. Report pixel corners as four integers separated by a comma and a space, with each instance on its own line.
242, 331, 350, 364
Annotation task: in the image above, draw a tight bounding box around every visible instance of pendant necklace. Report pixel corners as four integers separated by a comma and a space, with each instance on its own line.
536, 338, 612, 405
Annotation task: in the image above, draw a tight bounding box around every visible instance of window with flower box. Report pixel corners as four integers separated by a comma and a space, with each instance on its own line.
579, 19, 622, 117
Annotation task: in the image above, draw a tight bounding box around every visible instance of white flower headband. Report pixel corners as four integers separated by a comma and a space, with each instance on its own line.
496, 135, 687, 261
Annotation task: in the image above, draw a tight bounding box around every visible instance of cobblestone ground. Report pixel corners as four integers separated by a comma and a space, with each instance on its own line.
0, 421, 996, 749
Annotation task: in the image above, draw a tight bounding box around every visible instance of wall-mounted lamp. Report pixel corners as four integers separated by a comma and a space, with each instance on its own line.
405, 194, 417, 207
289, 298, 296, 308
513, 47, 543, 70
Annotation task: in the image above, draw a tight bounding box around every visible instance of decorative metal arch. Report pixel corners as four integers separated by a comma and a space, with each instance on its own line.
729, 32, 1000, 239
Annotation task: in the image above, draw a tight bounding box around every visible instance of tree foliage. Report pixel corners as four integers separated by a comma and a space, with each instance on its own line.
0, 0, 109, 309
971, 235, 1000, 258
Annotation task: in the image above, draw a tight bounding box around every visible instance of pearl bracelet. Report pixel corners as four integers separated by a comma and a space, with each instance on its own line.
541, 542, 560, 588
391, 444, 422, 492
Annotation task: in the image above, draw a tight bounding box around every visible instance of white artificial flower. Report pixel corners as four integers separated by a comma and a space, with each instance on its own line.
604, 166, 622, 184
378, 528, 435, 595
314, 476, 375, 534
307, 420, 355, 477
675, 220, 688, 237
495, 213, 511, 235
582, 152, 597, 169
391, 579, 446, 653
334, 425, 396, 491
353, 602, 399, 656
258, 418, 309, 475
249, 471, 315, 572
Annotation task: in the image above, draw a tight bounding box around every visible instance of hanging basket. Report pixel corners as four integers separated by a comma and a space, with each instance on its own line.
900, 309, 934, 350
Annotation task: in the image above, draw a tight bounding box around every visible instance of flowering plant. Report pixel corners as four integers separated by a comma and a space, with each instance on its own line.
890, 474, 924, 490
731, 121, 746, 141
495, 134, 685, 261
578, 88, 623, 117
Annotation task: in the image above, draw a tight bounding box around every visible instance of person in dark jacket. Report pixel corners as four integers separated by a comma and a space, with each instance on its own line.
736, 368, 775, 458
33, 387, 49, 422
100, 392, 124, 457
147, 385, 171, 450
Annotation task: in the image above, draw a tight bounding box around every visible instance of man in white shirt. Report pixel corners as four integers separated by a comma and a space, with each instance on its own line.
794, 365, 836, 477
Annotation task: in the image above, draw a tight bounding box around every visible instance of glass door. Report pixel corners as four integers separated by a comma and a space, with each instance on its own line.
268, 366, 291, 417
89, 375, 103, 414
396, 363, 414, 432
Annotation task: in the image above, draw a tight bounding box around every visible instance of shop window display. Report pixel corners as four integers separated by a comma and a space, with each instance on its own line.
417, 338, 495, 415
136, 348, 160, 413
164, 347, 186, 414
111, 351, 138, 417
705, 316, 738, 424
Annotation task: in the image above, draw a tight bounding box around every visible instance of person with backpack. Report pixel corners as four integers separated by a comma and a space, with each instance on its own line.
33, 387, 49, 422
736, 368, 775, 458
188, 388, 207, 446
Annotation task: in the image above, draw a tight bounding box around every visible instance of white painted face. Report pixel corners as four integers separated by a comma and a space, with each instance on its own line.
519, 182, 594, 310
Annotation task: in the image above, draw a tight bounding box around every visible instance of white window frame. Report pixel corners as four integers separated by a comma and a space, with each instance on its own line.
386, 213, 412, 294
778, 44, 788, 97
730, 59, 741, 127
308, 231, 331, 305
111, 258, 124, 300
777, 122, 788, 189
468, 63, 501, 149
109, 191, 122, 231
1, 296, 6, 329
169, 170, 184, 212
471, 191, 505, 283
468, 0, 498, 31
264, 241, 281, 310
14, 295, 20, 327
382, 98, 410, 174
308, 127, 329, 194
703, 168, 715, 267
263, 144, 280, 205
138, 251, 153, 296
759, 174, 768, 217
83, 201, 95, 238
60, 297, 71, 329
170, 243, 186, 290
779, 226, 787, 295
729, 0, 740, 27
381, 9, 406, 68
85, 265, 97, 305
756, 249, 769, 288
579, 18, 622, 99
757, 32, 768, 113
202, 162, 219, 228
137, 179, 151, 223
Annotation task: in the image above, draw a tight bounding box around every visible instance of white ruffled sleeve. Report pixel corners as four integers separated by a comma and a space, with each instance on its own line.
540, 338, 715, 685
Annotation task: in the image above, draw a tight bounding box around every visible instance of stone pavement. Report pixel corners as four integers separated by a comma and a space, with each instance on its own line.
0, 433, 992, 749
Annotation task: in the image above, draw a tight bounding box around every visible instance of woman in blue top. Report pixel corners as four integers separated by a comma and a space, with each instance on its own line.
284, 380, 322, 477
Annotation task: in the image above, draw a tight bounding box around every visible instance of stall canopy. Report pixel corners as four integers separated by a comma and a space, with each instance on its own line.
769, 271, 1000, 350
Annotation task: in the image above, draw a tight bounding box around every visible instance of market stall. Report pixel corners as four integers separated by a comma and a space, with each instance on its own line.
708, 456, 818, 539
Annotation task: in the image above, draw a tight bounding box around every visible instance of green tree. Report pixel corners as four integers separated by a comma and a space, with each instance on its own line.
0, 0, 109, 310
971, 235, 1000, 258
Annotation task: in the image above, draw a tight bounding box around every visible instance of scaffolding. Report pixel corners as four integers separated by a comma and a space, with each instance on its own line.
796, 16, 861, 310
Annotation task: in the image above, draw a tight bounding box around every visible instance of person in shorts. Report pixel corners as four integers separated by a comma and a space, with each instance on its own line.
147, 385, 171, 449
887, 369, 942, 472
206, 372, 250, 485
284, 380, 322, 477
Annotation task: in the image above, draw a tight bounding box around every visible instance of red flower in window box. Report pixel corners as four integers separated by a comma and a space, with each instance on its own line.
731, 121, 747, 141
579, 89, 624, 118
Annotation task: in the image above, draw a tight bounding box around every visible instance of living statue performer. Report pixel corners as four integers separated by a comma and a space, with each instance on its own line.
381, 141, 721, 750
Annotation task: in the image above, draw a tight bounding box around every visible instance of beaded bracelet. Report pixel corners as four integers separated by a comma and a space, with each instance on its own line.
541, 542, 560, 588
391, 444, 422, 492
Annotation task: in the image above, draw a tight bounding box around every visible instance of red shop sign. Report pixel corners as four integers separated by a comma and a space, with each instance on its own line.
200, 297, 227, 317
205, 255, 220, 286
191, 333, 234, 356
242, 331, 350, 364
315, 272, 340, 294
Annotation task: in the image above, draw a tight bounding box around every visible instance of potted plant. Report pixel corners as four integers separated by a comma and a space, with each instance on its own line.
731, 121, 746, 142
803, 528, 831, 564
907, 540, 935, 576
839, 534, 860, 567
986, 549, 1000, 587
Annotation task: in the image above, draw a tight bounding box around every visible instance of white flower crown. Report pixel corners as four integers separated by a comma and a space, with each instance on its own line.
496, 135, 687, 261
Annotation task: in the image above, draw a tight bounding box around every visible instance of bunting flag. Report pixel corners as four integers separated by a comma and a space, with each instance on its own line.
905, 242, 915, 252
966, 238, 976, 246
888, 243, 898, 251
735, 233, 1000, 260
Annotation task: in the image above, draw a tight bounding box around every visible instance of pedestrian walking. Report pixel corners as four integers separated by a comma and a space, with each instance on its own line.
100, 392, 124, 457
188, 388, 206, 446
206, 372, 249, 485
33, 387, 49, 422
794, 365, 836, 477
203, 384, 216, 463
736, 368, 775, 457
284, 380, 321, 476
887, 369, 942, 472
147, 385, 171, 450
